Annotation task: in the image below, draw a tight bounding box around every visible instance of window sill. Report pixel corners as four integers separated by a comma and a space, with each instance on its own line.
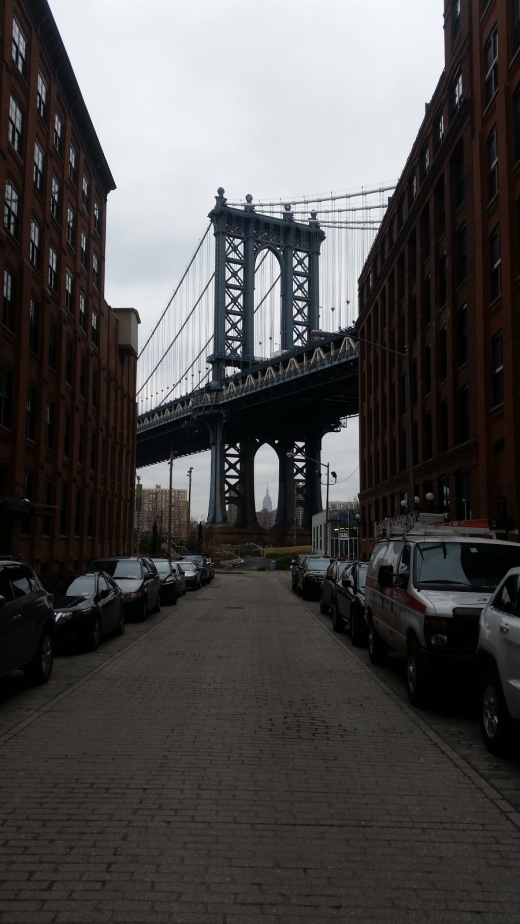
490, 402, 504, 413
487, 191, 499, 211
482, 89, 499, 120
488, 295, 502, 311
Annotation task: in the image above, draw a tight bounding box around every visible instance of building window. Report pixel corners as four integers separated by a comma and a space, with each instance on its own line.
65, 337, 72, 384
92, 252, 100, 289
80, 230, 88, 269
459, 385, 469, 442
65, 270, 74, 312
50, 175, 60, 221
438, 475, 450, 513
4, 179, 19, 238
78, 423, 84, 466
80, 357, 86, 398
484, 26, 498, 106
0, 365, 13, 429
42, 481, 52, 536
420, 206, 430, 258
87, 496, 94, 535
452, 0, 461, 43
48, 320, 57, 371
420, 143, 430, 179
411, 360, 418, 405
60, 483, 68, 535
92, 309, 99, 345
63, 411, 70, 457
424, 343, 432, 393
457, 303, 468, 366
410, 296, 417, 342
92, 369, 98, 408
75, 490, 82, 536
487, 126, 498, 200
45, 401, 55, 449
26, 385, 36, 440
21, 473, 32, 534
435, 177, 445, 236
3, 268, 16, 332
64, 207, 75, 249
69, 143, 77, 184
79, 292, 87, 331
12, 18, 27, 78
514, 0, 520, 55
490, 225, 501, 300
515, 87, 520, 162
54, 112, 63, 156
36, 73, 47, 120
29, 299, 39, 353
82, 175, 90, 213
455, 469, 472, 520
438, 326, 448, 381
29, 218, 41, 268
94, 201, 101, 234
389, 216, 395, 249
48, 247, 58, 292
397, 194, 405, 229
450, 68, 463, 115
408, 172, 417, 206
8, 96, 23, 155
439, 401, 449, 452
491, 330, 503, 406
33, 141, 44, 191
451, 144, 465, 208
408, 232, 416, 282
439, 252, 447, 307
424, 413, 433, 459
423, 275, 431, 325
90, 436, 96, 471
434, 108, 444, 153
456, 224, 466, 285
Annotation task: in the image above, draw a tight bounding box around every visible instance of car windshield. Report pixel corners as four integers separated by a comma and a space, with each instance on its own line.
180, 562, 196, 572
414, 542, 520, 592
307, 559, 330, 572
47, 575, 95, 598
93, 560, 141, 579
152, 561, 171, 573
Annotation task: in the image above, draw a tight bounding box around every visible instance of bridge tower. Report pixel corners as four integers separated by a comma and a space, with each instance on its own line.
204, 189, 327, 529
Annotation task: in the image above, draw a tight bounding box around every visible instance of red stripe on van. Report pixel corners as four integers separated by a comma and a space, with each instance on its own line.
366, 574, 427, 615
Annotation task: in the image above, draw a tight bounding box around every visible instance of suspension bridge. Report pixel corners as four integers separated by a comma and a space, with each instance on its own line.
136, 183, 394, 530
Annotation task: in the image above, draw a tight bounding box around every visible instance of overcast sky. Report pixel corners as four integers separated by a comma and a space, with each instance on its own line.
48, 0, 445, 520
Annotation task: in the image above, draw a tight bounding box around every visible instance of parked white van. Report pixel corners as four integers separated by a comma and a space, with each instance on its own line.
364, 534, 520, 707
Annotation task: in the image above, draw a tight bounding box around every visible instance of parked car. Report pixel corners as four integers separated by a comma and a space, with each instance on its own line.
41, 571, 124, 650
296, 556, 331, 600
208, 559, 215, 580
0, 558, 55, 684
331, 561, 369, 644
181, 554, 209, 584
150, 558, 178, 606
320, 560, 349, 615
477, 567, 520, 755
172, 561, 186, 595
179, 560, 202, 590
365, 535, 520, 707
291, 553, 309, 592
88, 557, 161, 621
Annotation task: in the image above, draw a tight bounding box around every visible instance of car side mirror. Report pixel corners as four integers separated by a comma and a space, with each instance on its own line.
342, 577, 352, 588
378, 564, 394, 588
290, 560, 296, 566
0, 595, 5, 608
395, 572, 410, 589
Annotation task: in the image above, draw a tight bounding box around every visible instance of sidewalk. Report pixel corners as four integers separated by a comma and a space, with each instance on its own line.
0, 570, 519, 923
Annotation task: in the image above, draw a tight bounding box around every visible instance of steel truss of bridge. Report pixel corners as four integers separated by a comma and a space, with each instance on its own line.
137, 331, 358, 529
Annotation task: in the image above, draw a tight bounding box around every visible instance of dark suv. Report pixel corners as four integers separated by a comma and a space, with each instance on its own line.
0, 559, 55, 684
88, 557, 160, 621
296, 556, 331, 600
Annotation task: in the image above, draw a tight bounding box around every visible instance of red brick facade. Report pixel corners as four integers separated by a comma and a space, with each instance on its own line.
0, 0, 138, 571
357, 0, 520, 553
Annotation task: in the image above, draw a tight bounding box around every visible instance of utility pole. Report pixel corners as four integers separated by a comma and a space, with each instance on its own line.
187, 466, 193, 541
167, 449, 175, 558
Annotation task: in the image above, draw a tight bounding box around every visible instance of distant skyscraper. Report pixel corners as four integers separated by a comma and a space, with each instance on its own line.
257, 485, 276, 528
262, 486, 273, 512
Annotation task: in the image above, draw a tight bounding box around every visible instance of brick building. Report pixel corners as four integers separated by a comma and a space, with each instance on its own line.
357, 0, 520, 552
137, 485, 188, 538
0, 0, 138, 571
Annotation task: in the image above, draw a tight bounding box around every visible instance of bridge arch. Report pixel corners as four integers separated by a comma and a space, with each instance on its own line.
254, 249, 282, 362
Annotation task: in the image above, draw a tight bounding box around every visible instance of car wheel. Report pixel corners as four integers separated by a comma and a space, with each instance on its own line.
24, 629, 53, 685
368, 620, 387, 666
406, 640, 432, 708
138, 596, 148, 621
86, 615, 101, 652
116, 609, 125, 636
331, 599, 344, 633
301, 585, 308, 600
351, 607, 368, 647
154, 592, 161, 614
480, 671, 513, 756
296, 584, 301, 597
320, 597, 330, 615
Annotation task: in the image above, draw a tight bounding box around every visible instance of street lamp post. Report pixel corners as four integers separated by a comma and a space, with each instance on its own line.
353, 335, 415, 516
186, 466, 193, 541
286, 451, 336, 556
167, 449, 175, 558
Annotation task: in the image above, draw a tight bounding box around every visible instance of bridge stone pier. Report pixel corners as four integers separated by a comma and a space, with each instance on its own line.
206, 189, 327, 528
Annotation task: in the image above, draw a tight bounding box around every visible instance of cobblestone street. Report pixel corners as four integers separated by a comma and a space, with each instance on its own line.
1, 570, 520, 923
